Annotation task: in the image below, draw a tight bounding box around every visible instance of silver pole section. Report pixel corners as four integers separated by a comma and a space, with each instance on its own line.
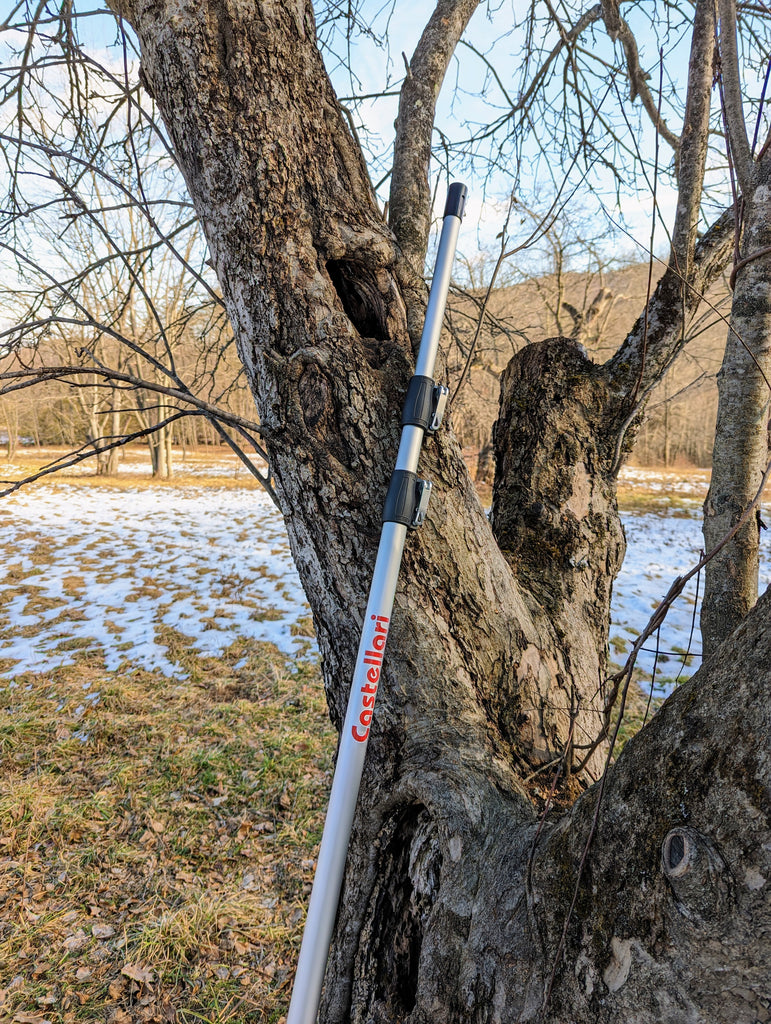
414, 214, 461, 379
286, 183, 467, 1024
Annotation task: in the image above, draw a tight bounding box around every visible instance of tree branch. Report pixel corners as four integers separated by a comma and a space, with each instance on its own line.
0, 411, 190, 496
604, 3, 725, 420
718, 0, 755, 191
606, 204, 735, 453
0, 365, 265, 449
611, 15, 681, 152
670, 0, 717, 262
389, 0, 480, 274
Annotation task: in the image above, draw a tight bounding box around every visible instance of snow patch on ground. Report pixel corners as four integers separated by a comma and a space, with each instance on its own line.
1, 477, 769, 691
611, 507, 771, 690
0, 485, 313, 677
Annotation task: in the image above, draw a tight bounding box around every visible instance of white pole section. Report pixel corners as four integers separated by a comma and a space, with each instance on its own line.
286, 183, 467, 1024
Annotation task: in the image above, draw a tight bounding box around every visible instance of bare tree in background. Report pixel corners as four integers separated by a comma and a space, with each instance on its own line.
453, 202, 626, 484
2, 2, 771, 1022
0, 23, 270, 491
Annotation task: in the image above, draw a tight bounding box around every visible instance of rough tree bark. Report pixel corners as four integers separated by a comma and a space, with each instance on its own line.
107, 0, 769, 1020
702, 0, 771, 655
702, 185, 771, 653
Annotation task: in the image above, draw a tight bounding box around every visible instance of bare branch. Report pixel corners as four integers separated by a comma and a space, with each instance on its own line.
606, 204, 736, 463
389, 0, 480, 273
718, 0, 755, 189
670, 0, 717, 263
0, 365, 265, 448
610, 15, 681, 152
0, 411, 190, 496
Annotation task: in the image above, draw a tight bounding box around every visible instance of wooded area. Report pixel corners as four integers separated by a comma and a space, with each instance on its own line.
0, 257, 732, 473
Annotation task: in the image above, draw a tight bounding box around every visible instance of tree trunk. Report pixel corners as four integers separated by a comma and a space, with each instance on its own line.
109, 1, 767, 1020
701, 0, 771, 657
531, 586, 771, 1024
1, 399, 18, 459
702, 199, 771, 653
164, 419, 174, 479
106, 400, 122, 475
86, 398, 111, 476
702, 194, 771, 654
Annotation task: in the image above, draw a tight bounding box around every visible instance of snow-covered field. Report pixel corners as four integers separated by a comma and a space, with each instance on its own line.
0, 485, 314, 677
1, 467, 769, 692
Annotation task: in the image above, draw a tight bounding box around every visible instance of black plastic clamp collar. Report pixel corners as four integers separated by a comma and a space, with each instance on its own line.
401, 375, 435, 430
383, 470, 418, 526
444, 182, 468, 220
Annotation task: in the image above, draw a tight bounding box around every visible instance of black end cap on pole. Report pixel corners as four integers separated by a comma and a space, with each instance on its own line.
444, 182, 467, 220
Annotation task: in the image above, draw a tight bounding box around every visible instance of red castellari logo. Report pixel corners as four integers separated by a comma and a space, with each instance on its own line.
351, 615, 389, 742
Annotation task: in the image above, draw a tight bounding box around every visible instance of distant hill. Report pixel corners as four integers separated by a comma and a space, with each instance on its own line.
446, 260, 732, 473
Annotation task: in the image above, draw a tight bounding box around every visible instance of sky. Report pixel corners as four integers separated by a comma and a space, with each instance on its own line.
5, 0, 769, 326
0, 0, 705, 291
314, 0, 690, 271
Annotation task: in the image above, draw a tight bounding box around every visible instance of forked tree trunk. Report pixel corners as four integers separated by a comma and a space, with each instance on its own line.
111, 1, 769, 1020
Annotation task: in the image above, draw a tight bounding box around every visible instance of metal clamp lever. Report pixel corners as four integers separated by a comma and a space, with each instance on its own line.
410, 479, 432, 528
429, 385, 449, 433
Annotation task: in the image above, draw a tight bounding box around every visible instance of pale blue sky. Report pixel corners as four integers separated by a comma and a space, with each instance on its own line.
317, 1, 690, 272
3, 1, 758, 284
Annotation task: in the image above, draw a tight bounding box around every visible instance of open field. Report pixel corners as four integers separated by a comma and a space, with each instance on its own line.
1, 448, 770, 1022
0, 484, 314, 679
0, 447, 268, 492
1, 450, 327, 1023
2, 448, 769, 689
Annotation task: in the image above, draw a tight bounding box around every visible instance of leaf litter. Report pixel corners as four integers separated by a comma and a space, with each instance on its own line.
0, 648, 334, 1022
0, 461, 769, 1021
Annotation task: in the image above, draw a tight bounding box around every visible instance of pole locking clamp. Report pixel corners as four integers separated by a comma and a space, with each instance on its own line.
402, 376, 450, 433
411, 479, 433, 527
383, 470, 433, 528
429, 384, 449, 433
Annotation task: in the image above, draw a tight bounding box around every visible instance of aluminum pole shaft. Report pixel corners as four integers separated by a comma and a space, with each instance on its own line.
286, 183, 466, 1024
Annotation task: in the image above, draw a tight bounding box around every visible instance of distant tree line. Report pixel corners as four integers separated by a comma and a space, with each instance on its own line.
445, 242, 731, 472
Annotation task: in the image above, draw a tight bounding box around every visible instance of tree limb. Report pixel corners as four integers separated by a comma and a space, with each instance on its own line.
389, 0, 480, 276
611, 15, 681, 152
718, 0, 755, 191
0, 365, 265, 448
606, 204, 735, 455
670, 0, 717, 260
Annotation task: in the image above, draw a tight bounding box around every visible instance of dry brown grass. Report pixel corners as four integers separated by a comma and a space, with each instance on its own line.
1, 446, 742, 1024
0, 447, 265, 493
0, 639, 334, 1024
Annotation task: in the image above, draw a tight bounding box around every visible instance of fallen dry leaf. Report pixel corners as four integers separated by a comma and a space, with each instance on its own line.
121, 963, 154, 985
107, 980, 125, 1000
62, 930, 88, 952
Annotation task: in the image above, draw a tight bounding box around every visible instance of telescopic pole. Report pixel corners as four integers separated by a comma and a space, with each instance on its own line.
286, 183, 467, 1024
